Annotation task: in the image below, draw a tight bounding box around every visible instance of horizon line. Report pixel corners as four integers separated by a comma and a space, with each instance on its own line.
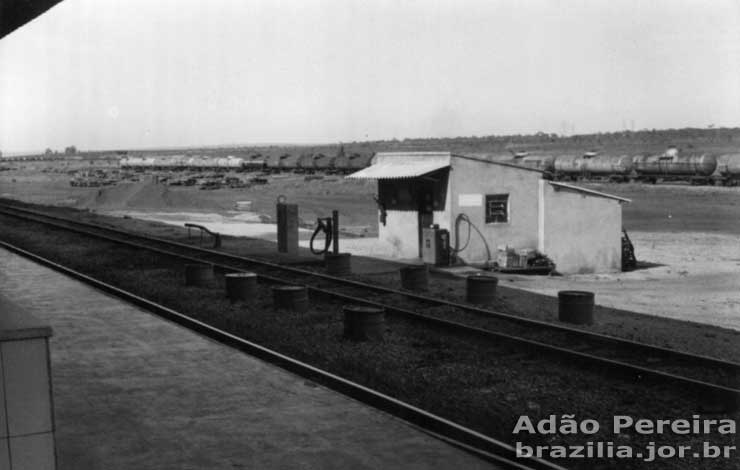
3, 125, 739, 156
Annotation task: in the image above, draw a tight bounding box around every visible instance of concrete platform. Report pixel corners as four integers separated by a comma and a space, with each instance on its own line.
0, 248, 496, 470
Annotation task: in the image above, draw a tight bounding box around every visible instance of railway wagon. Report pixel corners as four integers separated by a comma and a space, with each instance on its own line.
632, 151, 717, 184
119, 156, 143, 169
294, 153, 316, 173
182, 156, 207, 170
552, 154, 585, 180
715, 153, 740, 186
264, 153, 299, 173
516, 155, 555, 172
311, 153, 335, 173
292, 153, 337, 174
154, 155, 187, 170
242, 159, 267, 172
332, 152, 374, 174
214, 156, 245, 171
581, 154, 634, 182
120, 156, 157, 170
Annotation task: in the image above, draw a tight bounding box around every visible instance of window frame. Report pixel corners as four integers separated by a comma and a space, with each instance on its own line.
485, 193, 510, 224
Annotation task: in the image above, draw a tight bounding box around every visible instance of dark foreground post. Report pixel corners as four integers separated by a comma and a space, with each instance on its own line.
332, 210, 339, 255
276, 202, 299, 254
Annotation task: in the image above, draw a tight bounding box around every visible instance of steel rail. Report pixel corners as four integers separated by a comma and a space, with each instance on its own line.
0, 239, 563, 470
0, 204, 738, 409
0, 202, 738, 373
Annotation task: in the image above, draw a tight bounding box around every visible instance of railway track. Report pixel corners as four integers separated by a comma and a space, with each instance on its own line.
0, 240, 563, 470
0, 202, 738, 411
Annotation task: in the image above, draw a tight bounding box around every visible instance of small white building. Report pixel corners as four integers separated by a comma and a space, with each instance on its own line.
347, 152, 630, 274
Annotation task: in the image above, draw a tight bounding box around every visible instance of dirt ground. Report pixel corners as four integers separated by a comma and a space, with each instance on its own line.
497, 231, 740, 331
1, 169, 739, 332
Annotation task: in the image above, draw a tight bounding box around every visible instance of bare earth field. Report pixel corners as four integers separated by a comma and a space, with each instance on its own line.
1, 170, 739, 332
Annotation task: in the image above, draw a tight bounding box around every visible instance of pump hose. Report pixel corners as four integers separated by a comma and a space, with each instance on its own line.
310, 219, 333, 255
451, 213, 492, 265
452, 213, 472, 253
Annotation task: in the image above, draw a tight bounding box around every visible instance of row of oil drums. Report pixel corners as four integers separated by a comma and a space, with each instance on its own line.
516, 150, 740, 184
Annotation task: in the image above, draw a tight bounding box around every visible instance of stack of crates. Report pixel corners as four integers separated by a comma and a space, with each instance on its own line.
496, 247, 534, 268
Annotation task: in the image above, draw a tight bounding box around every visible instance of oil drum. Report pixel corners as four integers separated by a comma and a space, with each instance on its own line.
343, 305, 385, 341
184, 263, 214, 287
400, 265, 429, 291
224, 272, 257, 302
466, 274, 498, 304
326, 252, 352, 276
272, 285, 309, 312
558, 290, 595, 325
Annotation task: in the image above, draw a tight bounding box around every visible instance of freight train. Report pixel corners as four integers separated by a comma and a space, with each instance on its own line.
120, 152, 375, 174
120, 155, 266, 172
118, 149, 739, 185
514, 149, 740, 185
266, 152, 374, 174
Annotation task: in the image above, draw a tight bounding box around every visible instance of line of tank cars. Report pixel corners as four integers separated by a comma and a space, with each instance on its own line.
119, 152, 376, 175
119, 148, 740, 185
515, 148, 740, 185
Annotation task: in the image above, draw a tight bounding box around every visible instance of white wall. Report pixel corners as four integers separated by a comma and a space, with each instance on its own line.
448, 157, 542, 264
377, 210, 419, 258
539, 180, 623, 273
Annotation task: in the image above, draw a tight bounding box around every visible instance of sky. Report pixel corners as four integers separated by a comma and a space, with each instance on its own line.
0, 0, 739, 153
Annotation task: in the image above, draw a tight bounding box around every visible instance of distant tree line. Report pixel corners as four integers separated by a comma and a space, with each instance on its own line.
25, 127, 740, 161
42, 145, 78, 156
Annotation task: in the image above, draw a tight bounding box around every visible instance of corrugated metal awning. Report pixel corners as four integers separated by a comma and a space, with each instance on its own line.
346, 153, 450, 179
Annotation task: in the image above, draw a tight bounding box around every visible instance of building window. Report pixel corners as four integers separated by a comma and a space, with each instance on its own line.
485, 194, 509, 223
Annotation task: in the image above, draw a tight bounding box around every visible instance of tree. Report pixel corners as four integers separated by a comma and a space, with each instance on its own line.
64, 145, 77, 155
45, 148, 53, 155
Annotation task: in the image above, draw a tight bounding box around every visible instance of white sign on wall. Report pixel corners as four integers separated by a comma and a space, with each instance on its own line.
458, 194, 482, 207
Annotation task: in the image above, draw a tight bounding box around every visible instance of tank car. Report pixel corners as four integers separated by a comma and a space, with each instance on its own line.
581, 155, 634, 181
632, 152, 717, 183
715, 153, 740, 186
242, 153, 266, 172
241, 159, 266, 172
277, 153, 299, 172
332, 152, 352, 173
214, 156, 243, 170
141, 157, 156, 168
552, 154, 586, 180
344, 153, 374, 174
195, 156, 213, 170
225, 156, 245, 170
119, 156, 136, 169
157, 155, 182, 170
518, 155, 555, 172
295, 153, 315, 173
262, 153, 279, 172
312, 153, 335, 173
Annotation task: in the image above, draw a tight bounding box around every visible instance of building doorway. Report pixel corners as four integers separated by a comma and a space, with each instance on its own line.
416, 180, 435, 257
